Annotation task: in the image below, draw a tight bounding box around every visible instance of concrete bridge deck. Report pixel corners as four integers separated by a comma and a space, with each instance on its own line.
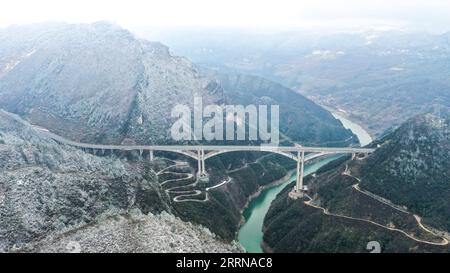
33, 126, 374, 199
1, 109, 375, 199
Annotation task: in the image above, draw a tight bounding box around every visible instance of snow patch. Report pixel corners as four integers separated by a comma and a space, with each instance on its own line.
389, 67, 405, 71
1, 49, 36, 76
309, 50, 344, 59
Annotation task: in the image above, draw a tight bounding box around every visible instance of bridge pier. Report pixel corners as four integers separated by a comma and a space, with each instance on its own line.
150, 150, 154, 161
201, 149, 206, 176
197, 149, 208, 182
289, 151, 305, 200
197, 150, 202, 176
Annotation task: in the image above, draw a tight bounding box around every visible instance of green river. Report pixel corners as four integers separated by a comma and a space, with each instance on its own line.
237, 112, 373, 253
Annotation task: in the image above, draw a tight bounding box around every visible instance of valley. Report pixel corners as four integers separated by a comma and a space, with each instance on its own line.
155, 28, 450, 137
263, 113, 450, 253
0, 23, 358, 252
0, 21, 449, 254
238, 111, 372, 253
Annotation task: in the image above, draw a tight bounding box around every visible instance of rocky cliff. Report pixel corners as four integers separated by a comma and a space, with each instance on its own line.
0, 22, 353, 146
0, 110, 240, 252
263, 113, 450, 253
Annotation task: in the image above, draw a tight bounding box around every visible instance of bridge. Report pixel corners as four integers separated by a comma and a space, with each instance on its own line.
31, 125, 374, 199
0, 109, 374, 199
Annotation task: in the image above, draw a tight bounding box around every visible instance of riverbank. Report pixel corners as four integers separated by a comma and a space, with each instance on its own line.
237, 157, 327, 227
331, 111, 373, 147
237, 155, 342, 253
236, 167, 297, 244
237, 113, 373, 253
239, 169, 296, 215
320, 105, 374, 145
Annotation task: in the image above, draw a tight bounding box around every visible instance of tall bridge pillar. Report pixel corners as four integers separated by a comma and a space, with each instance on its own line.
289, 151, 305, 200
150, 150, 154, 161
197, 150, 202, 176
201, 149, 206, 176
197, 149, 208, 183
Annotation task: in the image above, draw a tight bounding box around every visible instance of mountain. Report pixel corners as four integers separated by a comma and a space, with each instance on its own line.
22, 210, 242, 253
0, 22, 357, 252
0, 110, 241, 252
359, 113, 450, 231
263, 113, 450, 253
150, 28, 450, 137
0, 22, 220, 144
207, 72, 355, 146
0, 23, 353, 146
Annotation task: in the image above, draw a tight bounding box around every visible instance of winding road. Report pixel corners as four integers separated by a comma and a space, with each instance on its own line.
156, 159, 232, 203
155, 159, 206, 203
302, 163, 449, 246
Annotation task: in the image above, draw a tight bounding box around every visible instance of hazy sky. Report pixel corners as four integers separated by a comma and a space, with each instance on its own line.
1, 0, 450, 32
